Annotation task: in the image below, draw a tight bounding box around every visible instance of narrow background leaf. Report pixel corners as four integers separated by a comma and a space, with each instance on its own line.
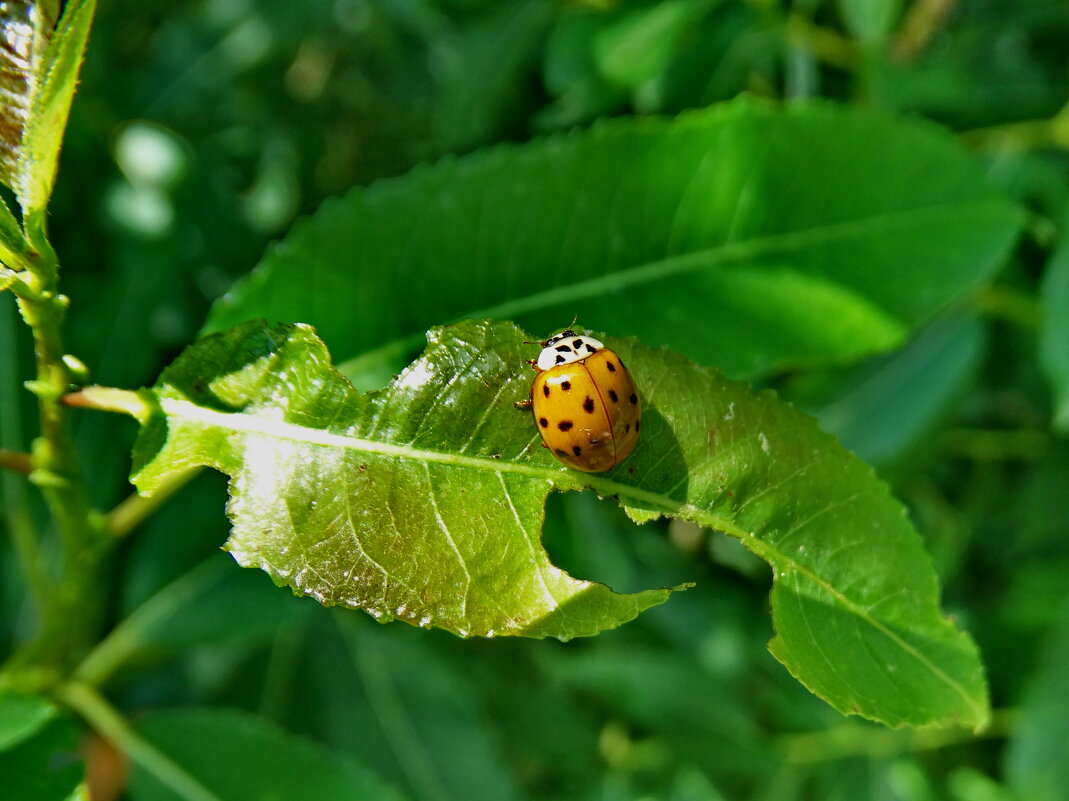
205, 99, 1021, 384
130, 707, 408, 801
0, 690, 57, 751
0, 706, 83, 801
1004, 600, 1069, 801
801, 311, 987, 470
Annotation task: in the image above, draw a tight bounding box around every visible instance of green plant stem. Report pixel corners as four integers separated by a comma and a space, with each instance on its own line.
0, 448, 33, 474
778, 707, 1018, 763
64, 383, 186, 537
939, 428, 1049, 462
62, 385, 154, 420
6, 244, 108, 673
0, 296, 48, 614
961, 101, 1069, 151
972, 284, 1043, 329
56, 681, 222, 801
105, 469, 198, 538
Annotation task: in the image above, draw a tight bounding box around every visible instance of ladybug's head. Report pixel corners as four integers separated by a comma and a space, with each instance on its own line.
535, 329, 604, 370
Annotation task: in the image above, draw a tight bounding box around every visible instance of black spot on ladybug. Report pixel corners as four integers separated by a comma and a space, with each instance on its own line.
555, 344, 572, 352
583, 396, 595, 413
573, 339, 583, 347
635, 420, 641, 432
586, 343, 597, 353
606, 362, 617, 372
608, 389, 619, 403
555, 448, 567, 456
555, 355, 565, 364
558, 421, 573, 431
543, 385, 550, 397
629, 393, 637, 405
572, 446, 582, 456
539, 417, 549, 428
561, 380, 571, 391
624, 423, 631, 433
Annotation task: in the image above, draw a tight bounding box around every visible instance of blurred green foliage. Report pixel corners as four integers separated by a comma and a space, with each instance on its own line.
4, 0, 1069, 799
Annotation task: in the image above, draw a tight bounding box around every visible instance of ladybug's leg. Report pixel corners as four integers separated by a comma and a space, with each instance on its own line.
514, 386, 534, 410
526, 359, 540, 371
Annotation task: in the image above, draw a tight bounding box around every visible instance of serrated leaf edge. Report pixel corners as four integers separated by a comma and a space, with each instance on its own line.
145, 395, 985, 724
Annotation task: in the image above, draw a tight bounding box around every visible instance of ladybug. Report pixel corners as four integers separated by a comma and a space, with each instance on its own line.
521, 327, 641, 472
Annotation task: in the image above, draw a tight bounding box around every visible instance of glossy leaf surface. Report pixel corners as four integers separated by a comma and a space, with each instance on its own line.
133, 320, 678, 641
206, 98, 1021, 382
0, 0, 56, 193
17, 0, 95, 222
132, 319, 986, 727
0, 0, 94, 229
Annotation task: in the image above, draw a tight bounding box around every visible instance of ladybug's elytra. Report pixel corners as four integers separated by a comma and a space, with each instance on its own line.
523, 328, 641, 472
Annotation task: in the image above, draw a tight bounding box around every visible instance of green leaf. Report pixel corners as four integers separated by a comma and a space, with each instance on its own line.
839, 0, 902, 44
0, 1, 57, 192
206, 98, 1022, 383
431, 0, 553, 152
334, 617, 525, 801
16, 0, 96, 225
1004, 601, 1069, 801
0, 708, 83, 801
1040, 224, 1069, 432
132, 320, 677, 641
133, 319, 986, 726
804, 311, 986, 469
0, 195, 27, 273
130, 707, 408, 801
594, 0, 716, 89
0, 690, 58, 751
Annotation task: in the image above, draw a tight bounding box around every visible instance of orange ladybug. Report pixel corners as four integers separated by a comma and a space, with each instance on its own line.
526, 328, 641, 472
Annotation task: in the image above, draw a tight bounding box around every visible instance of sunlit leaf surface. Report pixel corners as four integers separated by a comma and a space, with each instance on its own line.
0, 0, 94, 225
0, 0, 56, 189
132, 319, 986, 727
17, 0, 95, 220
206, 98, 1021, 382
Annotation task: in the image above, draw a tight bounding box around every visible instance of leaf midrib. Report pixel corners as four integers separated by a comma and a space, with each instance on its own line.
157, 396, 984, 718
339, 198, 1013, 376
